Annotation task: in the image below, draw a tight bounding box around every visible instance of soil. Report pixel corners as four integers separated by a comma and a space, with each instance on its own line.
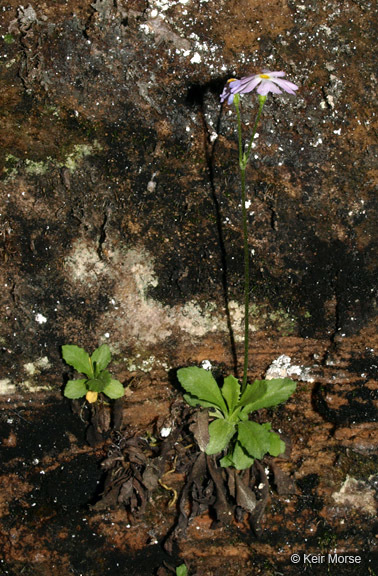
1, 329, 377, 575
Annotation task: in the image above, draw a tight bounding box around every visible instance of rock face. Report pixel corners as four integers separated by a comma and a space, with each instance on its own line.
0, 0, 376, 389
0, 2, 377, 573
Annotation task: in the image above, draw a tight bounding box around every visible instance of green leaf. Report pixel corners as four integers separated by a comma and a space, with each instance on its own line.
98, 370, 112, 386
64, 379, 87, 399
227, 405, 243, 424
178, 367, 227, 414
183, 393, 223, 411
87, 378, 105, 393
62, 345, 93, 378
91, 344, 111, 374
176, 564, 188, 576
241, 378, 296, 414
230, 440, 255, 470
103, 379, 124, 399
219, 453, 234, 468
238, 421, 272, 460
205, 419, 236, 455
268, 431, 286, 457
4, 34, 15, 44
219, 441, 255, 470
222, 374, 240, 415
238, 379, 267, 408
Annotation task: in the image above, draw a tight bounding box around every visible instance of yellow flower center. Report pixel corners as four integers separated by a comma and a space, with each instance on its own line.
227, 78, 237, 83
259, 74, 270, 79
86, 390, 98, 403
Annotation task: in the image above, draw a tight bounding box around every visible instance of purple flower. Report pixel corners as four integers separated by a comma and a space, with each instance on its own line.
220, 70, 299, 104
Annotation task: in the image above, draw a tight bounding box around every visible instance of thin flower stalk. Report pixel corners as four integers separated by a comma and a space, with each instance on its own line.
221, 70, 298, 393
233, 94, 266, 392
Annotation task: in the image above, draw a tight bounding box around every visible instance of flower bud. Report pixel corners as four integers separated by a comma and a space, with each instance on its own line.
86, 390, 98, 403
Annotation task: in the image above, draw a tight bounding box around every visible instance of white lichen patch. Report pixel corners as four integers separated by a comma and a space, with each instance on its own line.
229, 300, 259, 336
92, 245, 248, 347
332, 475, 377, 517
23, 356, 51, 377
3, 154, 22, 182
63, 141, 102, 173
64, 240, 106, 285
21, 380, 53, 392
20, 356, 52, 392
160, 426, 172, 438
265, 354, 314, 382
65, 242, 298, 370
126, 353, 170, 373
116, 249, 173, 344
130, 257, 159, 295
0, 378, 16, 395
103, 245, 295, 351
190, 52, 201, 64
3, 141, 102, 182
178, 301, 226, 337
24, 158, 52, 176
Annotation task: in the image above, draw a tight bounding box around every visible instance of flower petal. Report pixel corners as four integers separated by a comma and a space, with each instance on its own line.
220, 83, 232, 102
272, 77, 299, 94
233, 75, 261, 93
257, 81, 282, 95
227, 79, 242, 93
220, 69, 298, 102
262, 70, 286, 77
220, 84, 236, 104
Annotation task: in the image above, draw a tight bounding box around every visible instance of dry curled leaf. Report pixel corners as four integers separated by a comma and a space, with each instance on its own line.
189, 410, 209, 452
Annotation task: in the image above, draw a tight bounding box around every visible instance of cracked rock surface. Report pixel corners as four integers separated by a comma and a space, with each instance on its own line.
0, 0, 376, 574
